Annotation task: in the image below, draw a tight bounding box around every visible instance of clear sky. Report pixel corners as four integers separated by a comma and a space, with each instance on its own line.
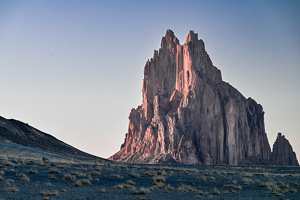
0, 0, 299, 161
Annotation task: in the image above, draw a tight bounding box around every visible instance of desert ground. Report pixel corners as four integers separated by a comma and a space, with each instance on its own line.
0, 157, 299, 200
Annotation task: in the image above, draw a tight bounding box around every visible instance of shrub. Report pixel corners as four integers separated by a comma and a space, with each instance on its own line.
73, 181, 82, 187
70, 171, 79, 175
177, 184, 196, 192
289, 188, 298, 193
80, 179, 91, 185
63, 174, 76, 181
199, 176, 206, 182
127, 180, 135, 185
6, 187, 19, 193
16, 173, 30, 182
90, 171, 101, 176
100, 188, 105, 193
259, 183, 269, 187
49, 168, 61, 174
4, 160, 14, 167
111, 174, 123, 178
131, 173, 140, 178
153, 176, 165, 184
134, 187, 150, 195
213, 188, 220, 195
28, 170, 38, 174
242, 178, 253, 185
52, 191, 59, 196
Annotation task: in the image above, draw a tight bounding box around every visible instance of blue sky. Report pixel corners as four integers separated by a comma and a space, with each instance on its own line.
0, 0, 299, 160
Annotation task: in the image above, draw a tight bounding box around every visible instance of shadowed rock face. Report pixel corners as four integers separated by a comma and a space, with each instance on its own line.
110, 30, 297, 166
270, 133, 299, 166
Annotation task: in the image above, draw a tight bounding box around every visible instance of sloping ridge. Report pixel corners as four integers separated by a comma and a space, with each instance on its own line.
109, 29, 298, 166
0, 116, 107, 163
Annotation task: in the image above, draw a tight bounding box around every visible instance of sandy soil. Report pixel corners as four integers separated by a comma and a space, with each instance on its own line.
0, 157, 299, 200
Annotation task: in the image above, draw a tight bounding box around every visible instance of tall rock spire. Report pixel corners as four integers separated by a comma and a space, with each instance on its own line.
110, 30, 298, 166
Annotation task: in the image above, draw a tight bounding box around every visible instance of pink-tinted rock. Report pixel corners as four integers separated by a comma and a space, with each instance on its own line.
109, 30, 298, 166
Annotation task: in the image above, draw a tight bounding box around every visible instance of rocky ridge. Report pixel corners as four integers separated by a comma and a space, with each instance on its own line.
110, 29, 298, 166
0, 116, 107, 162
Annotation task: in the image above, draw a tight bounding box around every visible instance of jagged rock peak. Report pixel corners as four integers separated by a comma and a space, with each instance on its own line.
271, 133, 299, 166
109, 30, 297, 166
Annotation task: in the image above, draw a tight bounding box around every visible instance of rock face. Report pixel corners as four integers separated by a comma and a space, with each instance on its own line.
110, 30, 298, 166
270, 133, 299, 166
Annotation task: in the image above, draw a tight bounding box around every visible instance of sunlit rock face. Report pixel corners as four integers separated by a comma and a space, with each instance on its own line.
110, 30, 296, 165
270, 133, 299, 166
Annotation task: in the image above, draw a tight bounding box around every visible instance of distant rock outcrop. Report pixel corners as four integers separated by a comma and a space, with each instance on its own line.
110, 30, 298, 166
270, 133, 299, 166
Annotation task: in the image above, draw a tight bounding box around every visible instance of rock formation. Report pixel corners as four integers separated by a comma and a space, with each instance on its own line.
110, 29, 298, 166
270, 133, 299, 166
0, 116, 107, 162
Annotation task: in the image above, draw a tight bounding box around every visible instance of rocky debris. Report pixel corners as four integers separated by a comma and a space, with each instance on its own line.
270, 133, 299, 166
110, 29, 297, 165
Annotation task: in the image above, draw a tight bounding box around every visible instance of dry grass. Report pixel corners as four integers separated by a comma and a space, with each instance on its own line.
241, 172, 253, 177
267, 185, 280, 194
70, 171, 79, 175
131, 173, 140, 178
144, 170, 156, 177
88, 174, 99, 181
127, 180, 135, 185
52, 191, 59, 196
134, 187, 150, 195
6, 187, 19, 193
90, 171, 101, 176
28, 169, 38, 174
258, 182, 269, 187
49, 168, 61, 174
63, 174, 76, 181
3, 160, 15, 167
242, 178, 253, 185
224, 184, 242, 190
95, 166, 102, 171
78, 172, 87, 177
289, 188, 298, 193
199, 175, 206, 182
0, 171, 4, 176
16, 173, 30, 182
166, 184, 175, 191
73, 179, 91, 187
177, 184, 197, 192
213, 188, 220, 195
0, 176, 4, 181
111, 174, 123, 178
40, 190, 59, 196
